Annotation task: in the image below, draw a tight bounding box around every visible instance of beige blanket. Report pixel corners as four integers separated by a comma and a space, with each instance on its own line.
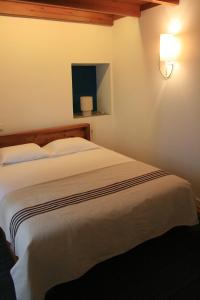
0, 160, 198, 300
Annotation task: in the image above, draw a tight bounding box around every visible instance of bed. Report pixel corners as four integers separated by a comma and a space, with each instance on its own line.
0, 123, 198, 300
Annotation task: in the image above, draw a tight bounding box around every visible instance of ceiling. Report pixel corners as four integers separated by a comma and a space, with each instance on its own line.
0, 0, 179, 26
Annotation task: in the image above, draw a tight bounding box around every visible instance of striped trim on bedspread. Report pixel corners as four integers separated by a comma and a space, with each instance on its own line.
9, 169, 169, 249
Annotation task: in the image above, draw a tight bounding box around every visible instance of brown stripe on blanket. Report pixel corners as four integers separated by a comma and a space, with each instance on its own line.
10, 169, 169, 250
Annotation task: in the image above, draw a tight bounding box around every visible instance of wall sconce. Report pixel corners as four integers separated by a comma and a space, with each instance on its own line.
160, 33, 180, 79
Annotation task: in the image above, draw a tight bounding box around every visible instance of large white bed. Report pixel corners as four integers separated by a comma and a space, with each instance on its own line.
0, 123, 198, 300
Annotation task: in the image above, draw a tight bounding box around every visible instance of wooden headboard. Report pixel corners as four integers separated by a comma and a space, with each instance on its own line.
0, 123, 90, 148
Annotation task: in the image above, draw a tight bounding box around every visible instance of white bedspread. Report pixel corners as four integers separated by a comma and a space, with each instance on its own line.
0, 147, 198, 300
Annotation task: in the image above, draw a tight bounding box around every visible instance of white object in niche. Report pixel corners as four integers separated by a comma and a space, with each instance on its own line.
80, 96, 93, 116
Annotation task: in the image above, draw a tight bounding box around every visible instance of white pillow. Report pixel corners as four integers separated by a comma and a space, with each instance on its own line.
0, 143, 49, 165
43, 137, 99, 157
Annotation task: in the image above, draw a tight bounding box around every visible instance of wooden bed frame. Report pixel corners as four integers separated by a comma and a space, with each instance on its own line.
0, 123, 90, 148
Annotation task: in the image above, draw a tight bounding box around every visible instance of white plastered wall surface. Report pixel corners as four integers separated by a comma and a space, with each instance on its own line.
112, 0, 200, 197
0, 16, 114, 149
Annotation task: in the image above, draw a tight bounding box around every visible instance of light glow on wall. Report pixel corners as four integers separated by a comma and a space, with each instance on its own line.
168, 19, 182, 34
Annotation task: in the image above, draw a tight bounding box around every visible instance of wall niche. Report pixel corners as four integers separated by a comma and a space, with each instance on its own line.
71, 63, 111, 118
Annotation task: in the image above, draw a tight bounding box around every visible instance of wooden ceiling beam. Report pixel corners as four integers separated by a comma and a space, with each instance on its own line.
22, 0, 141, 17
0, 0, 180, 25
141, 0, 179, 5
141, 3, 159, 11
141, 0, 179, 12
0, 0, 114, 26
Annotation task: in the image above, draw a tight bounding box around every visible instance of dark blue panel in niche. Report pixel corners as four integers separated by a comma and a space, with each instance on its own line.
72, 66, 97, 114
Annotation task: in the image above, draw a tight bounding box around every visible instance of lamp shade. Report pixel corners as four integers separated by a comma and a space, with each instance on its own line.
160, 34, 180, 62
80, 96, 93, 117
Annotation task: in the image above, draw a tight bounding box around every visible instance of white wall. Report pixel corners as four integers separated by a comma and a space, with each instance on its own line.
0, 16, 114, 148
112, 0, 200, 196
112, 17, 152, 159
